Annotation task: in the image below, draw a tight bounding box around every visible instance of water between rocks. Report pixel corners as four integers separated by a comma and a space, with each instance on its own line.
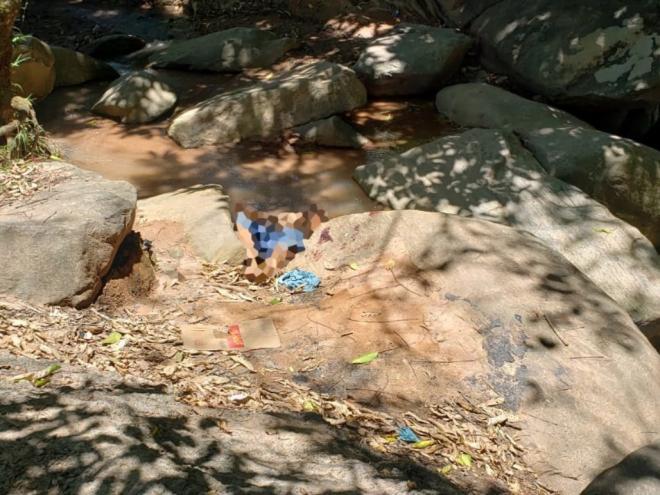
35, 69, 454, 217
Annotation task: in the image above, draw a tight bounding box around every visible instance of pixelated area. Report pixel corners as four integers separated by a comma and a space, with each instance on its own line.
234, 204, 327, 283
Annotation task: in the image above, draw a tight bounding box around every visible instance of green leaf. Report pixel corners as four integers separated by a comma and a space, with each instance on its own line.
593, 227, 613, 234
302, 400, 316, 412
102, 331, 122, 345
412, 440, 434, 449
33, 378, 50, 388
175, 351, 184, 363
349, 262, 359, 271
42, 364, 61, 377
439, 464, 453, 475
269, 297, 282, 305
457, 453, 473, 467
351, 352, 378, 364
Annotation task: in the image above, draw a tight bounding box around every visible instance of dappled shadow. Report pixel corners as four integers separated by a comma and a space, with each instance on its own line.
354, 23, 472, 97
91, 69, 178, 124
354, 128, 660, 329
469, 1, 660, 143
519, 125, 660, 247
0, 354, 469, 495
285, 208, 660, 493
580, 441, 660, 495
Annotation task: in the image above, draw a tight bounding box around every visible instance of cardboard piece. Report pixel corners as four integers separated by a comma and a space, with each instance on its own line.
181, 318, 281, 351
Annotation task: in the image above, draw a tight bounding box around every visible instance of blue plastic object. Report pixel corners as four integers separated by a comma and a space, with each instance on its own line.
398, 426, 420, 443
277, 269, 320, 293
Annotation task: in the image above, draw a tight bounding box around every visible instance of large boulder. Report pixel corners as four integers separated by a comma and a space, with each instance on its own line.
354, 128, 660, 326
149, 27, 297, 72
10, 36, 55, 100
92, 70, 177, 124
436, 83, 660, 246
353, 23, 472, 96
291, 210, 660, 495
51, 46, 119, 87
168, 61, 367, 147
136, 185, 244, 264
521, 127, 660, 246
470, 0, 660, 105
436, 83, 590, 131
0, 162, 136, 308
290, 116, 371, 148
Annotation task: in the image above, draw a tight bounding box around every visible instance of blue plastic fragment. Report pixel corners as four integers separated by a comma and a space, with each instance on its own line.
277, 269, 320, 293
398, 426, 420, 443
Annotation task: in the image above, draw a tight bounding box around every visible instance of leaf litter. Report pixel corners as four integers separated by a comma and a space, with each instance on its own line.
0, 272, 549, 494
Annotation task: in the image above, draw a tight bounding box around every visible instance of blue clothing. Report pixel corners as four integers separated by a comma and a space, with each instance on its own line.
236, 212, 307, 260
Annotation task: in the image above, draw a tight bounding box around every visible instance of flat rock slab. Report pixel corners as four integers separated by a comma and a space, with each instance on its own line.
471, 0, 660, 105
51, 45, 118, 87
354, 129, 660, 326
521, 126, 660, 246
291, 210, 660, 495
92, 69, 177, 124
136, 185, 244, 264
0, 353, 458, 495
436, 82, 590, 131
354, 23, 472, 96
0, 162, 136, 308
168, 61, 367, 147
149, 27, 297, 72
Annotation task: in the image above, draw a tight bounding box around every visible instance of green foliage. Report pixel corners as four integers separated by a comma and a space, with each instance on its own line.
10, 52, 29, 68
10, 28, 31, 69
0, 115, 51, 162
1, 28, 52, 162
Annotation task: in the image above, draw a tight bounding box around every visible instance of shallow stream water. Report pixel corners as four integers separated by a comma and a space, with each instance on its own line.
36, 69, 454, 217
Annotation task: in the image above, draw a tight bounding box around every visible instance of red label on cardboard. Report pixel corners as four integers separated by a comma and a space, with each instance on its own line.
227, 324, 245, 349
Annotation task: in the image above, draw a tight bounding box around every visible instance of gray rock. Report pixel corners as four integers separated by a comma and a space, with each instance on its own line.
292, 210, 660, 495
0, 353, 456, 495
291, 115, 371, 148
51, 46, 119, 87
149, 27, 297, 72
436, 84, 660, 246
522, 127, 660, 246
354, 23, 472, 96
85, 33, 146, 59
136, 185, 244, 264
471, 0, 660, 105
0, 162, 136, 308
434, 0, 504, 27
168, 61, 367, 148
92, 70, 177, 124
10, 36, 55, 100
354, 128, 660, 326
581, 442, 660, 495
436, 83, 590, 131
